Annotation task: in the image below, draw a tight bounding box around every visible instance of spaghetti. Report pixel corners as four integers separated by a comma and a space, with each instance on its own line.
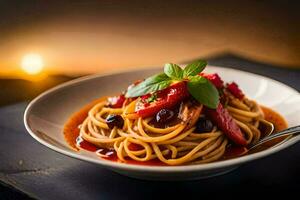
79, 96, 263, 165
64, 61, 285, 166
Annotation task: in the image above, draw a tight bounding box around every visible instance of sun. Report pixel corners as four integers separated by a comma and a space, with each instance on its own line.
21, 53, 44, 75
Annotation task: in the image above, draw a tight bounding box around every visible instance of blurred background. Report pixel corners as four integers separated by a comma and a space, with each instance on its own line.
0, 0, 299, 106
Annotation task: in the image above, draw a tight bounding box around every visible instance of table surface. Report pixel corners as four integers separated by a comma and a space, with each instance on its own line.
1, 55, 300, 199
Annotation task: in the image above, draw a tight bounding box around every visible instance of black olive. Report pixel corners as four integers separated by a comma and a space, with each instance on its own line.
195, 116, 214, 133
106, 114, 124, 129
156, 109, 175, 124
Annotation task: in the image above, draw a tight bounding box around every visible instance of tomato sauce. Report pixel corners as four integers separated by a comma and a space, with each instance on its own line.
64, 99, 288, 165
223, 106, 288, 157
247, 106, 288, 153
64, 97, 107, 151
261, 106, 288, 132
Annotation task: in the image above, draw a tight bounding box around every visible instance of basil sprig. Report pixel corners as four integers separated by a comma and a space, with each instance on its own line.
125, 73, 172, 98
187, 76, 219, 109
183, 60, 207, 77
125, 60, 219, 109
164, 63, 183, 80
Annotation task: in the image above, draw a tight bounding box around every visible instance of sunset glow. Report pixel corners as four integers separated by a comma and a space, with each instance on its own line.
21, 54, 44, 75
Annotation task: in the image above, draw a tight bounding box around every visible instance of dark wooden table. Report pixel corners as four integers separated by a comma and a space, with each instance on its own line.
1, 55, 300, 199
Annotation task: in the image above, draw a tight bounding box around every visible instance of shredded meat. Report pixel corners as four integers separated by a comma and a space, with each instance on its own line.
178, 100, 203, 130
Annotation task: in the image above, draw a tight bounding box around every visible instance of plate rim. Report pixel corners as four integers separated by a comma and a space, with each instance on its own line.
24, 65, 300, 172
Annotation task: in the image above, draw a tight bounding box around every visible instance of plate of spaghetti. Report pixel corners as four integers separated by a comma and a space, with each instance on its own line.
24, 60, 300, 180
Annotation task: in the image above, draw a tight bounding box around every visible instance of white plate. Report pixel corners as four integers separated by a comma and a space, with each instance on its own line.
24, 66, 300, 181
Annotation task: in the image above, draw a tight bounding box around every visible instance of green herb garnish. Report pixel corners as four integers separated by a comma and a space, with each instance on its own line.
164, 63, 183, 80
125, 73, 172, 98
187, 76, 219, 109
146, 93, 157, 103
125, 60, 219, 109
183, 60, 207, 77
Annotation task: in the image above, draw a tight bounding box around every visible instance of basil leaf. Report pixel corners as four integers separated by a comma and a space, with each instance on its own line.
164, 63, 183, 80
183, 60, 207, 77
187, 76, 219, 109
125, 73, 172, 98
